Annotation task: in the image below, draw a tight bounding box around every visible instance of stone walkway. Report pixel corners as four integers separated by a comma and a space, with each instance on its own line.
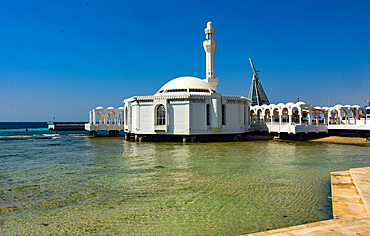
244, 167, 370, 235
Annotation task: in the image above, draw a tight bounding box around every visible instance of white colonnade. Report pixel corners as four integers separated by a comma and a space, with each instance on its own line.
88, 106, 124, 125
250, 102, 369, 134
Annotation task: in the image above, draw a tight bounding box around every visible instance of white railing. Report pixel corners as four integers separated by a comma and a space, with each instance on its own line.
250, 123, 328, 134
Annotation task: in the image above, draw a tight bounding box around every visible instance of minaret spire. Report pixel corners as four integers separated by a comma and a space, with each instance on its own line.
203, 20, 218, 91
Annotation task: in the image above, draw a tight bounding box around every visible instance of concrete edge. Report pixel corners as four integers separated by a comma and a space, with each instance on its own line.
350, 167, 370, 216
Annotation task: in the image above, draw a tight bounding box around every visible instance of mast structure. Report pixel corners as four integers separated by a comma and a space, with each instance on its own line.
248, 58, 270, 106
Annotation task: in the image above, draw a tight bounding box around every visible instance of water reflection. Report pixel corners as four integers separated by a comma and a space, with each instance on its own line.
122, 142, 193, 197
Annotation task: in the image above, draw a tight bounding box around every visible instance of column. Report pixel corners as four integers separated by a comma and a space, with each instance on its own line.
93, 110, 96, 125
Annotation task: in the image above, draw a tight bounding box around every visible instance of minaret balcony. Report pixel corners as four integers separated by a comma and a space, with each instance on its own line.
203, 41, 217, 52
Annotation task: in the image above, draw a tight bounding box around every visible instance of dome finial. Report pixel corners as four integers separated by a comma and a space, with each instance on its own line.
209, 17, 211, 22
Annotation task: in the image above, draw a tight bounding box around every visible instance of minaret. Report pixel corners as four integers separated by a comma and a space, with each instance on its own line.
203, 19, 218, 91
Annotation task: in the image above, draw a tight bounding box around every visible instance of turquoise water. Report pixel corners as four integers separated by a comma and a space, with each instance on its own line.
1, 127, 370, 235
0, 128, 49, 132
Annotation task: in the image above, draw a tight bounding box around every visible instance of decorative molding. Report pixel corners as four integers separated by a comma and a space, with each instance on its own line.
227, 100, 244, 104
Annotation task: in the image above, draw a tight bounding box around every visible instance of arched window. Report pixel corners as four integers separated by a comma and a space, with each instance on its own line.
257, 109, 262, 124
251, 110, 256, 124
292, 107, 299, 124
206, 104, 210, 126
222, 104, 226, 125
282, 108, 289, 123
265, 109, 271, 123
157, 105, 166, 125
273, 108, 279, 122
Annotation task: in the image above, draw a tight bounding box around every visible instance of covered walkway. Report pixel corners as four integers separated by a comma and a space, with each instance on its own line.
250, 102, 370, 134
250, 102, 327, 134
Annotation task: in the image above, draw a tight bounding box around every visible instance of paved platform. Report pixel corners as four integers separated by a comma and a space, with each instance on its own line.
331, 170, 368, 219
244, 167, 370, 235
351, 167, 370, 215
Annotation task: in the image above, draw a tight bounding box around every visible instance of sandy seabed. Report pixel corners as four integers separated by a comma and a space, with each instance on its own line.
310, 136, 370, 145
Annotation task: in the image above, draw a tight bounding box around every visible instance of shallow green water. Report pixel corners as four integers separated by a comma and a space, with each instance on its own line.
1, 133, 370, 235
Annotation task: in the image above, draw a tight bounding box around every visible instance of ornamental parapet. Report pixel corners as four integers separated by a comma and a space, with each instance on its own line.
222, 95, 249, 101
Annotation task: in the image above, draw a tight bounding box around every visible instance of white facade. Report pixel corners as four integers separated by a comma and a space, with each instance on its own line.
123, 21, 251, 137
123, 78, 249, 136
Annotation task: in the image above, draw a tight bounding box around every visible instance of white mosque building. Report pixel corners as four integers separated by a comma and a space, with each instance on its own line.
86, 20, 251, 141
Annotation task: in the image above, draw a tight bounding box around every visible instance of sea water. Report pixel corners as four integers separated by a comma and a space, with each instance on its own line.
1, 122, 370, 235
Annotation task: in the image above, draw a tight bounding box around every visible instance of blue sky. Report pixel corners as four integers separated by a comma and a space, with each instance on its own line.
0, 0, 369, 121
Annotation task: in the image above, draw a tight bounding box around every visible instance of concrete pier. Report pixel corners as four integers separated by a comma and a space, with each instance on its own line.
48, 122, 86, 131
245, 167, 370, 235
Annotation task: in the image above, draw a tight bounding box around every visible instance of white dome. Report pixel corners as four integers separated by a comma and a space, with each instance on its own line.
156, 76, 216, 94
96, 106, 104, 109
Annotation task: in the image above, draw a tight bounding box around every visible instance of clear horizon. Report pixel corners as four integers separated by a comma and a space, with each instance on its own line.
1, 0, 369, 122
